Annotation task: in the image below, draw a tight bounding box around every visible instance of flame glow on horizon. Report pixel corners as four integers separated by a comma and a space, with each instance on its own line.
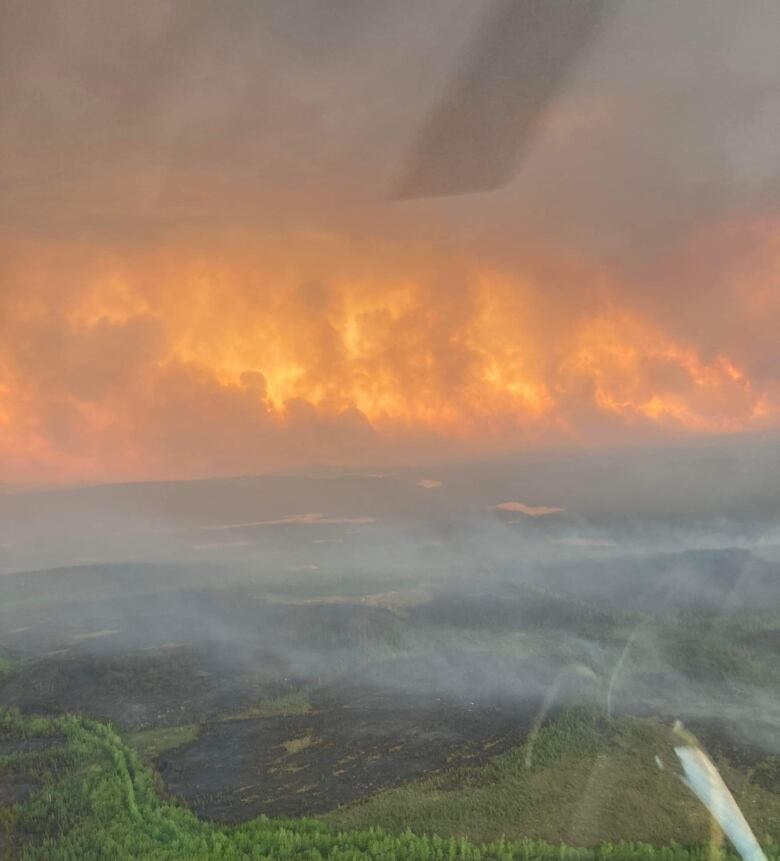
1, 223, 778, 484
2, 0, 780, 485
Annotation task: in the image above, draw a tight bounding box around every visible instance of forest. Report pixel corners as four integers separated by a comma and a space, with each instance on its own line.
2, 707, 778, 861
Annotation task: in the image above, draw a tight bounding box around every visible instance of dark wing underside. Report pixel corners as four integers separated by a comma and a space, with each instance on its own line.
395, 0, 618, 199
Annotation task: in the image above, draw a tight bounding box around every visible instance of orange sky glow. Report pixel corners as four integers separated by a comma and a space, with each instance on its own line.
2, 1, 779, 484
2, 220, 778, 484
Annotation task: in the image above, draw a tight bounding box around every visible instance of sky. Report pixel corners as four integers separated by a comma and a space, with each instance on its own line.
1, 0, 780, 484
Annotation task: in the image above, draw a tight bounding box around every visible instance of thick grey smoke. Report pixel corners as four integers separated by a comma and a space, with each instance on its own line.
1, 438, 779, 757
2, 0, 779, 246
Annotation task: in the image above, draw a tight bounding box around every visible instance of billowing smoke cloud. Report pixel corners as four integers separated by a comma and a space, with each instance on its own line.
1, 0, 779, 483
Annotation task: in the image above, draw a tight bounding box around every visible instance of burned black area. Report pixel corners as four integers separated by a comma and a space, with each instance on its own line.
1, 542, 778, 826
0, 735, 67, 857
0, 593, 415, 731
158, 687, 536, 822
0, 737, 64, 758
0, 647, 293, 730
0, 771, 39, 807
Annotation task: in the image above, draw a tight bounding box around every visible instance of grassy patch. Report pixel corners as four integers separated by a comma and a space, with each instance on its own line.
126, 724, 200, 760
0, 654, 13, 684
283, 734, 316, 755
219, 691, 312, 721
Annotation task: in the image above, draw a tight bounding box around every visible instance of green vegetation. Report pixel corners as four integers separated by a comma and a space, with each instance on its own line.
662, 615, 780, 688
0, 654, 13, 683
126, 724, 201, 760
219, 691, 312, 721
1, 707, 779, 861
283, 734, 316, 755
325, 710, 780, 848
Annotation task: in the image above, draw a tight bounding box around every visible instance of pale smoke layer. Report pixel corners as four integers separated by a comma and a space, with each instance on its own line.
675, 746, 767, 861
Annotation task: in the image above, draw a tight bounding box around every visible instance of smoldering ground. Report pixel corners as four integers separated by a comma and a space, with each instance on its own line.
1, 438, 779, 819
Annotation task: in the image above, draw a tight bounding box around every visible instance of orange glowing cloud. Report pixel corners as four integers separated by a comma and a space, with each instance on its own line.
1, 220, 778, 485
495, 502, 564, 517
